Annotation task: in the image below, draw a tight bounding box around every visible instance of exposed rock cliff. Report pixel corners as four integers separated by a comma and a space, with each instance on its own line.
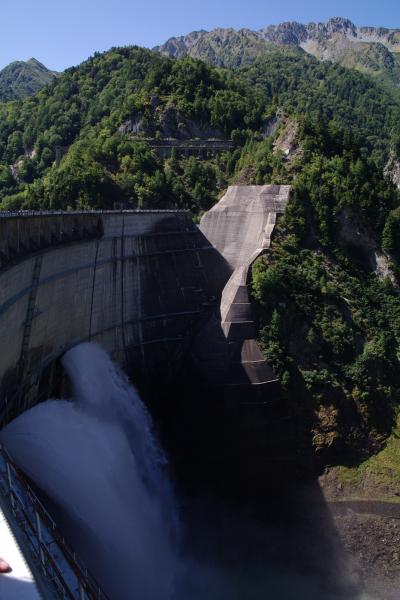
119, 105, 225, 140
385, 149, 400, 189
156, 28, 298, 68
338, 208, 397, 286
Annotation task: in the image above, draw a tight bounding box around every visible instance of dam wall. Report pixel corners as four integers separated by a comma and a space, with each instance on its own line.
0, 190, 295, 531
177, 185, 294, 489
200, 185, 291, 271
0, 210, 230, 427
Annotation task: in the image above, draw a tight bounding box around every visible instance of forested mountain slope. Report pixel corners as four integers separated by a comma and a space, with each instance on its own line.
0, 44, 400, 471
0, 46, 270, 212
1, 45, 400, 211
0, 58, 59, 102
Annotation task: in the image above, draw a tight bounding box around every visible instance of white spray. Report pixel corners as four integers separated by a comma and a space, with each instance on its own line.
0, 343, 378, 600
0, 343, 178, 600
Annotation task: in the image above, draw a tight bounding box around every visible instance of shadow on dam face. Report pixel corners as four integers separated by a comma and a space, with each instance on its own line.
142, 366, 362, 598
0, 210, 231, 424
32, 343, 361, 598
0, 209, 366, 598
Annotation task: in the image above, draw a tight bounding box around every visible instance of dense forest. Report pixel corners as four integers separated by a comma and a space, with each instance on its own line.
0, 47, 268, 212
1, 44, 400, 465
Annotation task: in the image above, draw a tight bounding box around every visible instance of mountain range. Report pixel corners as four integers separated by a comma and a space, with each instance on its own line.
1, 18, 400, 103
156, 17, 400, 89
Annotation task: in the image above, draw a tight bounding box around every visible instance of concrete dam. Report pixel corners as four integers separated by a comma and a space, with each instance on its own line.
0, 185, 291, 599
0, 184, 290, 428
0, 208, 230, 427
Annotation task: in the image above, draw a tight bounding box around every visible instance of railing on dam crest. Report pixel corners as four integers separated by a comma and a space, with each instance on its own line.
0, 445, 109, 600
0, 209, 191, 218
0, 208, 193, 272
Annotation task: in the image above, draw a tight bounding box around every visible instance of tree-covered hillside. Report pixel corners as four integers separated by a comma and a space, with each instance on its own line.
0, 46, 268, 212
232, 52, 400, 463
251, 114, 400, 463
1, 45, 400, 213
0, 58, 59, 102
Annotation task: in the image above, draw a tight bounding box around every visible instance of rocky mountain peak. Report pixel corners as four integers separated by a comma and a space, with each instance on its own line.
157, 17, 400, 88
325, 17, 357, 34
260, 21, 307, 45
26, 58, 48, 69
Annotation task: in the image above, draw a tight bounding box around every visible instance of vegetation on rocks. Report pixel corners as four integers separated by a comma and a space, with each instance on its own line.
251, 114, 400, 462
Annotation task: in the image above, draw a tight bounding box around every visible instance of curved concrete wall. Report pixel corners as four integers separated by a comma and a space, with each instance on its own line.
0, 187, 291, 426
0, 211, 230, 427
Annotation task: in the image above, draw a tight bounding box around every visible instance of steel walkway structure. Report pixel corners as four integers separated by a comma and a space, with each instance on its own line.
0, 446, 108, 600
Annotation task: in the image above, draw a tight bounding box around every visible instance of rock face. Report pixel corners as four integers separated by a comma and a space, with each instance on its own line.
385, 149, 400, 189
118, 106, 225, 140
272, 116, 301, 163
156, 17, 400, 84
338, 207, 397, 285
156, 28, 275, 68
0, 58, 59, 102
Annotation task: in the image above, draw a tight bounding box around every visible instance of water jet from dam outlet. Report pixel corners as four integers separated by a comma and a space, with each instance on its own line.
0, 343, 378, 599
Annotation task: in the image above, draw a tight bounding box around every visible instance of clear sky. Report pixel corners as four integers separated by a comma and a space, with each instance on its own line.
1, 0, 400, 71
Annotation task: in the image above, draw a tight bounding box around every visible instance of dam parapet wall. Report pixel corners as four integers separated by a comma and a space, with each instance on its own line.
0, 210, 191, 270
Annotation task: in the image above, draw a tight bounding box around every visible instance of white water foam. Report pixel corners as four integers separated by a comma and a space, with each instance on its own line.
0, 343, 178, 600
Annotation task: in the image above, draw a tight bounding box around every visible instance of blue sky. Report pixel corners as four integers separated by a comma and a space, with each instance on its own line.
1, 0, 400, 71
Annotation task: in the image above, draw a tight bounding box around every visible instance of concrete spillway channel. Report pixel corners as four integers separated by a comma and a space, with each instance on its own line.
195, 185, 290, 388
0, 187, 291, 596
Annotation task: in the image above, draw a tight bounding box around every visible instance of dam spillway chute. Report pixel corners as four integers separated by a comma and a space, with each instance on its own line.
195, 184, 290, 389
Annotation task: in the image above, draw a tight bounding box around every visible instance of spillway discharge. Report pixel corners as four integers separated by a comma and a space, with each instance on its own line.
0, 343, 179, 600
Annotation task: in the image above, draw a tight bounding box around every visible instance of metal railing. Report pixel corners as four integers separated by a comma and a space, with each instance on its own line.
145, 138, 235, 148
0, 209, 191, 219
0, 445, 109, 600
